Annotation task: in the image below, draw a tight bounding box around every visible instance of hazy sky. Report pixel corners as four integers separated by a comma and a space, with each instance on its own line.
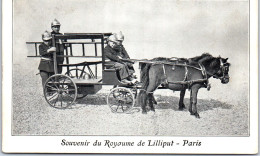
14, 0, 249, 85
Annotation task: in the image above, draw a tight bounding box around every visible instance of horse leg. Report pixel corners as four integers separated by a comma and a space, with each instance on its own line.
139, 89, 157, 113
146, 74, 161, 112
178, 89, 186, 110
151, 93, 157, 104
147, 93, 153, 109
147, 93, 157, 106
139, 65, 162, 114
189, 84, 200, 118
146, 94, 157, 112
139, 90, 148, 114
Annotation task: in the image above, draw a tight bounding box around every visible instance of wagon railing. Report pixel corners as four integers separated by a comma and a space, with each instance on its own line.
26, 33, 112, 79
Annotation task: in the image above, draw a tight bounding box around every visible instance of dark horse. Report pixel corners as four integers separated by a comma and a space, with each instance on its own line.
138, 53, 230, 118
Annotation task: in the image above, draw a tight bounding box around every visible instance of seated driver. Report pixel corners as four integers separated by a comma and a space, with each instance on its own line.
113, 31, 137, 80
104, 34, 137, 85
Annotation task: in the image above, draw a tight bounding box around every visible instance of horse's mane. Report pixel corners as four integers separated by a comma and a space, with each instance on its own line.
187, 53, 219, 69
189, 53, 214, 63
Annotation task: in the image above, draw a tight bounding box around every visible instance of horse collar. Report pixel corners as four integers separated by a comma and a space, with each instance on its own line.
198, 63, 207, 79
198, 63, 210, 89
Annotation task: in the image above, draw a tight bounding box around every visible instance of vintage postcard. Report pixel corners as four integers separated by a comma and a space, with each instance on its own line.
2, 0, 258, 154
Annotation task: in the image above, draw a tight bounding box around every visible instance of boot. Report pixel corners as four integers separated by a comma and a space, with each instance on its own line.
121, 79, 133, 85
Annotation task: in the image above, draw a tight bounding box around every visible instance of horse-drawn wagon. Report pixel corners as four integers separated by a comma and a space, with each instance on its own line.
27, 33, 139, 113
27, 33, 230, 118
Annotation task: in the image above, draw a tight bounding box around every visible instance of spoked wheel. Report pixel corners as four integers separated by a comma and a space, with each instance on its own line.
44, 74, 77, 109
65, 68, 91, 79
65, 69, 89, 99
107, 87, 135, 113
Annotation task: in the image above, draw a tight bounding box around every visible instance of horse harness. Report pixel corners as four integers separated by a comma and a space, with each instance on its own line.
161, 62, 210, 90
139, 58, 228, 94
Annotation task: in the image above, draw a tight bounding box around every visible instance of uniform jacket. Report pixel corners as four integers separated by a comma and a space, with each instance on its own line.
113, 45, 130, 59
38, 43, 54, 73
104, 45, 130, 63
104, 45, 123, 63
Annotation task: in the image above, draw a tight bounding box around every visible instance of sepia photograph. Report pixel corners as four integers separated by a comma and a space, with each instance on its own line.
2, 0, 258, 154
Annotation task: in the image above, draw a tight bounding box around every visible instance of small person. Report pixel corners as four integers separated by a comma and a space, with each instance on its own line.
104, 34, 136, 85
38, 30, 56, 88
51, 19, 62, 35
114, 31, 136, 80
50, 19, 64, 74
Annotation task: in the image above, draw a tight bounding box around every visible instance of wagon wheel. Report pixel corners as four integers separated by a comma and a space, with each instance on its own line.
44, 74, 77, 109
107, 87, 135, 113
65, 69, 90, 99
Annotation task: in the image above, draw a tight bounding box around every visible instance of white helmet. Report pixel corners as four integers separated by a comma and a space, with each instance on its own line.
42, 30, 52, 41
108, 34, 118, 42
115, 31, 124, 41
51, 18, 61, 27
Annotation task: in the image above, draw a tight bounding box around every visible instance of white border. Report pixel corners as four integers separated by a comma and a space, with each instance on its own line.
2, 0, 258, 154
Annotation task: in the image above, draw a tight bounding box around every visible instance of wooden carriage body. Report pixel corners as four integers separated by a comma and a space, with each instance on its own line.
26, 33, 137, 112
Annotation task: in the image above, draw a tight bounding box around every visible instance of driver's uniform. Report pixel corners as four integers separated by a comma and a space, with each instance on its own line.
38, 43, 55, 87
104, 45, 134, 80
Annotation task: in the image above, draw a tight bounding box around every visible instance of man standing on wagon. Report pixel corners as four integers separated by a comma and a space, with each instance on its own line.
50, 19, 64, 74
38, 30, 56, 88
104, 34, 137, 85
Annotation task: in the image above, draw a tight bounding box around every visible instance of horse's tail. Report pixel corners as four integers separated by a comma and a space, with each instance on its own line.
140, 62, 152, 90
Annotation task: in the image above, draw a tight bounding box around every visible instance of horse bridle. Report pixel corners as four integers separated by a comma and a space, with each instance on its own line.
210, 58, 229, 81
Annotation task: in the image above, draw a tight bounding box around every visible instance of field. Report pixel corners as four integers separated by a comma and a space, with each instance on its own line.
12, 62, 249, 136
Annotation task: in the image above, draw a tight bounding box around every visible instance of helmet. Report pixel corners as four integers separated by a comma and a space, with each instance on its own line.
115, 31, 124, 41
42, 30, 52, 41
108, 34, 118, 42
51, 19, 61, 27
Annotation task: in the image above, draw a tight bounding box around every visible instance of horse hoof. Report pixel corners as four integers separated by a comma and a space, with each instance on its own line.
179, 104, 185, 109
178, 107, 185, 111
142, 111, 147, 114
151, 109, 155, 112
195, 114, 200, 119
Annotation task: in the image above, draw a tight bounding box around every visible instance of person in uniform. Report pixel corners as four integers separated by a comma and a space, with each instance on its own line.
104, 34, 136, 85
114, 31, 136, 80
38, 30, 56, 88
50, 19, 64, 74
